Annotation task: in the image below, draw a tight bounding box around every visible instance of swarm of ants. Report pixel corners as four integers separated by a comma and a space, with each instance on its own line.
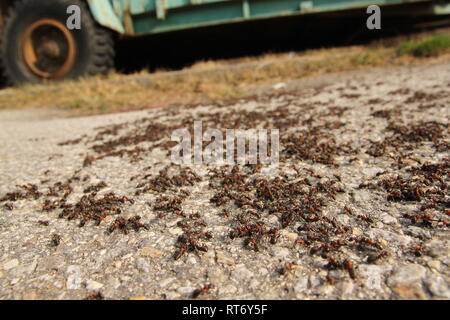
56, 192, 134, 228
173, 219, 212, 260
135, 166, 200, 195
0, 83, 447, 294
1, 184, 42, 202
361, 159, 449, 229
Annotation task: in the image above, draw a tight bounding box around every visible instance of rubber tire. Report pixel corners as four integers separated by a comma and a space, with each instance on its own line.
0, 0, 115, 85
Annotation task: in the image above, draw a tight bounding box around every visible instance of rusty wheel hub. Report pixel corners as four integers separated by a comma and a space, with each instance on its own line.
21, 19, 76, 80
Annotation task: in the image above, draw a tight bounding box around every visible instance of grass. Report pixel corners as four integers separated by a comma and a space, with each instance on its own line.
397, 34, 450, 57
1, 32, 449, 117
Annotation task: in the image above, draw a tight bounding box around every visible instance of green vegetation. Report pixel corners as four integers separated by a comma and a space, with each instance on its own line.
397, 34, 450, 57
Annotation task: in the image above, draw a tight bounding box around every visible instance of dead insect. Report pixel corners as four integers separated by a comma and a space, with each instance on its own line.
192, 284, 214, 298
51, 234, 62, 247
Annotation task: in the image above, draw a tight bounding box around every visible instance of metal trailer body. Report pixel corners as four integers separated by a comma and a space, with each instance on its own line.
86, 0, 450, 35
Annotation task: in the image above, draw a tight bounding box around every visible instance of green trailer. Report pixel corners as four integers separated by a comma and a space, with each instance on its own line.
0, 0, 448, 84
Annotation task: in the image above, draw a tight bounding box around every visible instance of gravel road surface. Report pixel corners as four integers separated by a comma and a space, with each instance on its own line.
0, 61, 449, 300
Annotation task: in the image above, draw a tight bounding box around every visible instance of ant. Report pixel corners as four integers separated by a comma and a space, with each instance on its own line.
108, 216, 148, 234
277, 262, 298, 275
326, 256, 341, 270
180, 190, 191, 196
246, 210, 261, 218
38, 220, 49, 226
86, 292, 104, 300
357, 215, 374, 224
51, 234, 62, 247
245, 237, 260, 252
177, 222, 191, 230
367, 251, 390, 263
343, 259, 356, 279
174, 232, 209, 260
350, 237, 381, 249
192, 231, 212, 240
343, 206, 354, 215
130, 174, 141, 181
123, 196, 134, 204
4, 203, 13, 211
174, 247, 187, 260
194, 221, 207, 228
189, 213, 200, 220
335, 227, 348, 235
108, 217, 128, 234
294, 239, 310, 246
412, 245, 423, 257
192, 284, 214, 298
128, 216, 149, 231
94, 213, 108, 226
326, 274, 336, 285
221, 209, 230, 217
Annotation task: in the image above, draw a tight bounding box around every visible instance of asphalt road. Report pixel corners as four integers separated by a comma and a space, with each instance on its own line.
0, 61, 448, 300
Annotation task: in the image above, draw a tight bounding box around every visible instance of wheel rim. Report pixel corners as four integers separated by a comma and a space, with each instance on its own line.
21, 19, 77, 80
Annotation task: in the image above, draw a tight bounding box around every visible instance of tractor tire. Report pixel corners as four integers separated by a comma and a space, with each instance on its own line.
0, 0, 115, 85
